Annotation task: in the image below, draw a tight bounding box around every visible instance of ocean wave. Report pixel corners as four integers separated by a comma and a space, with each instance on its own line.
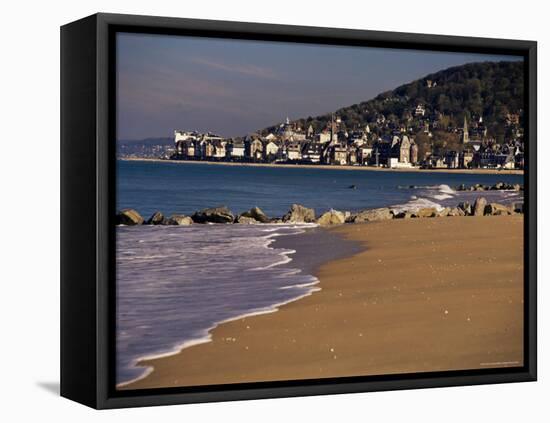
391, 197, 445, 213
115, 223, 320, 386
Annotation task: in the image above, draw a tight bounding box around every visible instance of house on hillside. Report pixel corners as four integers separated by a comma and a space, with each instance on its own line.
264, 141, 280, 161
245, 137, 264, 160
286, 142, 302, 161
301, 142, 323, 163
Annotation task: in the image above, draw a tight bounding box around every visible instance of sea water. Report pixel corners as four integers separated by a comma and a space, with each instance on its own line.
116, 223, 321, 385
117, 160, 523, 217
116, 160, 524, 385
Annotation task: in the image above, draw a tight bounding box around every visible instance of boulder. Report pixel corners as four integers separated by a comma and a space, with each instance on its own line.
416, 207, 438, 218
350, 207, 393, 223
484, 203, 511, 216
240, 206, 269, 223
473, 197, 487, 216
236, 215, 259, 224
116, 209, 144, 225
513, 184, 522, 191
436, 207, 450, 217
167, 214, 193, 225
146, 211, 165, 225
394, 211, 416, 219
191, 206, 234, 224
447, 207, 465, 217
316, 210, 346, 226
282, 204, 316, 223
458, 201, 472, 216
509, 202, 524, 214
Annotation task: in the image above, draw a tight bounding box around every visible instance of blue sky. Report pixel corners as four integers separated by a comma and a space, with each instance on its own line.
117, 32, 521, 140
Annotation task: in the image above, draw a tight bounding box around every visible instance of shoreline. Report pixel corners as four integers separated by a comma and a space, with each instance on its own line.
116, 224, 362, 388
118, 157, 524, 175
121, 215, 524, 390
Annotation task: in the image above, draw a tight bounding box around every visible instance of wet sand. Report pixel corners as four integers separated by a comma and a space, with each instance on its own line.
121, 215, 524, 390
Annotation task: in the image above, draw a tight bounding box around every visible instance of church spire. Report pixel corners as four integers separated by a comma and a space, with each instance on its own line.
462, 116, 469, 144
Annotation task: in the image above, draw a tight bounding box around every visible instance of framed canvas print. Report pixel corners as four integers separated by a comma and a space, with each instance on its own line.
60, 13, 537, 409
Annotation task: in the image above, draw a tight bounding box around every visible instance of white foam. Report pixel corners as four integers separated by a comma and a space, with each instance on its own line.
116, 273, 321, 389
115, 223, 322, 386
391, 197, 444, 213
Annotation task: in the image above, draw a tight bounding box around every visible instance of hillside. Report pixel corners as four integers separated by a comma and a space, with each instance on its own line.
261, 61, 524, 145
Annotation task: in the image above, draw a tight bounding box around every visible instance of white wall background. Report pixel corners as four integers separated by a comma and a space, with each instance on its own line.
1, 0, 546, 420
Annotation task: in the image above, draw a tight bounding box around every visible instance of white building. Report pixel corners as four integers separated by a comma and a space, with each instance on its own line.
264, 141, 279, 158
286, 143, 302, 161
174, 130, 199, 143
227, 141, 245, 158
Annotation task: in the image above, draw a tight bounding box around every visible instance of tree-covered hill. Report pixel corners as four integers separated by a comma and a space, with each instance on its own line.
261, 61, 524, 145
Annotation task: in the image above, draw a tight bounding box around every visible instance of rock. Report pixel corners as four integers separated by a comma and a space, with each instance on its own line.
509, 202, 524, 214
484, 203, 511, 216
473, 197, 487, 216
167, 214, 193, 225
447, 207, 465, 217
240, 206, 269, 223
316, 209, 346, 226
146, 211, 165, 225
416, 207, 438, 218
236, 215, 259, 224
116, 209, 144, 225
282, 204, 316, 223
348, 185, 357, 190
513, 184, 522, 191
351, 207, 393, 223
191, 206, 234, 224
436, 207, 450, 217
458, 201, 472, 216
394, 211, 416, 219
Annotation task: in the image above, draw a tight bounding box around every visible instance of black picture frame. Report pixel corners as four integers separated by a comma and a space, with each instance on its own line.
60, 12, 537, 409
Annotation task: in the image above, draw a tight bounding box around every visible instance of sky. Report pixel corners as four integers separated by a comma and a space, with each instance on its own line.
117, 32, 521, 140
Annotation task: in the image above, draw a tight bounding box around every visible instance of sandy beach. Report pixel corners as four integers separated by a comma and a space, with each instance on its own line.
120, 157, 524, 175
121, 215, 524, 390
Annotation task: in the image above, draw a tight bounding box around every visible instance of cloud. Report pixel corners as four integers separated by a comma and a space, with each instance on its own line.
190, 57, 280, 80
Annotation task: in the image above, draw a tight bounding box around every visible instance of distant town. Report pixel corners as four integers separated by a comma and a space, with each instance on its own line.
119, 109, 524, 170
118, 61, 525, 171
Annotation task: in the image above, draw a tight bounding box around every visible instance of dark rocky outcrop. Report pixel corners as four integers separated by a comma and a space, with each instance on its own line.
316, 209, 346, 226
473, 197, 487, 216
282, 204, 316, 223
146, 211, 166, 225
167, 214, 193, 225
191, 206, 234, 224
116, 209, 144, 225
239, 206, 270, 223
457, 182, 524, 192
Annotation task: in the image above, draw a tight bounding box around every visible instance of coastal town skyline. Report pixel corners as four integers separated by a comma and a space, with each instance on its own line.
117, 32, 521, 140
